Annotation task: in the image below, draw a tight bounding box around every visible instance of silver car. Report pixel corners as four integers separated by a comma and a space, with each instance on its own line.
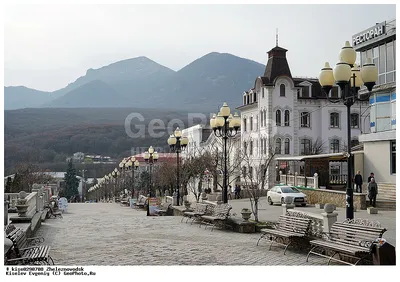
267, 185, 307, 206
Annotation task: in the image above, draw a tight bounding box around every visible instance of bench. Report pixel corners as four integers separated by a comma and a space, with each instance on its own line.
44, 204, 63, 219
306, 220, 387, 265
153, 202, 172, 216
257, 215, 312, 255
120, 197, 130, 206
5, 224, 45, 245
134, 195, 148, 209
6, 229, 54, 265
181, 203, 208, 224
199, 203, 232, 231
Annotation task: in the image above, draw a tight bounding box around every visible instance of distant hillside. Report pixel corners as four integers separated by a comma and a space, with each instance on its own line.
4, 53, 265, 111
4, 107, 196, 174
4, 86, 53, 110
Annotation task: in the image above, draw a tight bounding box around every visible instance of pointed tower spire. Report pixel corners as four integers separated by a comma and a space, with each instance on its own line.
276, 28, 278, 46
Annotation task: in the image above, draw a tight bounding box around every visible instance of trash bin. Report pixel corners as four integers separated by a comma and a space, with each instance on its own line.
372, 241, 396, 265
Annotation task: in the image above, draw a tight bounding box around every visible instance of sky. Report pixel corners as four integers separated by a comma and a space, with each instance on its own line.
4, 3, 396, 92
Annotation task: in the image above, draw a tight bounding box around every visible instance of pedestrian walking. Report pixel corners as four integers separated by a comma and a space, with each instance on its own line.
368, 172, 375, 183
354, 170, 363, 193
237, 186, 242, 199
234, 185, 239, 199
228, 185, 233, 200
367, 178, 378, 207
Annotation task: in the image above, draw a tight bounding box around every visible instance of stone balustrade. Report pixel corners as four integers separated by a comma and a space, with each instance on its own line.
279, 172, 318, 188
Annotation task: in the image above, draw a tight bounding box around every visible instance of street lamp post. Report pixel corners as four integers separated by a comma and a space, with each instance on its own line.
167, 128, 188, 206
210, 102, 241, 203
319, 41, 378, 220
126, 157, 140, 199
144, 146, 159, 216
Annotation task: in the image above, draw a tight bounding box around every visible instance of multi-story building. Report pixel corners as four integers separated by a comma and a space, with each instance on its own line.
355, 19, 396, 200
237, 44, 370, 188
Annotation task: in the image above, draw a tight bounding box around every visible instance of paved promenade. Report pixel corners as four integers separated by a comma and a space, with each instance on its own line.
37, 203, 331, 266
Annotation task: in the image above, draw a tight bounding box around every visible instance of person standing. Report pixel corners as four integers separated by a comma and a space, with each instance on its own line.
367, 178, 378, 207
368, 172, 375, 183
354, 171, 363, 193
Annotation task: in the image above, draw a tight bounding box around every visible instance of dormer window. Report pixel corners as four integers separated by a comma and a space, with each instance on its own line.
280, 84, 286, 97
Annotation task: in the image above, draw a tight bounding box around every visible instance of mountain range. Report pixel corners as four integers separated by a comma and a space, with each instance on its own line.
4, 53, 265, 112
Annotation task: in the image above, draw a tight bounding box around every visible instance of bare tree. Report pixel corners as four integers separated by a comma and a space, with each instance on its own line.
240, 139, 276, 222
12, 163, 54, 193
308, 137, 326, 155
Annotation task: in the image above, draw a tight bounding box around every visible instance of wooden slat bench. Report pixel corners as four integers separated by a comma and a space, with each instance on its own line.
5, 224, 45, 245
120, 197, 130, 206
199, 203, 232, 231
257, 215, 312, 255
306, 220, 387, 265
6, 229, 54, 265
181, 203, 208, 224
154, 202, 172, 216
44, 204, 63, 219
134, 195, 148, 209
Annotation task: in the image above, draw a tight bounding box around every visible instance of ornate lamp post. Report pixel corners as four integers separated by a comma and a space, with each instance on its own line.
210, 102, 241, 203
167, 127, 188, 206
143, 146, 159, 216
319, 41, 378, 220
126, 157, 140, 199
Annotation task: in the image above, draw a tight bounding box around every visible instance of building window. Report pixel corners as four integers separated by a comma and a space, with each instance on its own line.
275, 138, 282, 154
276, 110, 281, 126
254, 92, 257, 103
300, 112, 310, 128
300, 139, 311, 155
243, 142, 247, 155
330, 112, 339, 128
243, 95, 247, 105
284, 110, 290, 126
391, 141, 396, 174
330, 139, 340, 153
264, 110, 267, 126
280, 84, 285, 97
284, 138, 290, 154
330, 87, 339, 98
350, 113, 359, 128
250, 141, 253, 156
260, 138, 264, 155
250, 117, 253, 131
260, 110, 263, 127
302, 86, 310, 98
249, 166, 253, 179
330, 165, 340, 175
243, 118, 247, 132
263, 138, 267, 155
242, 166, 247, 178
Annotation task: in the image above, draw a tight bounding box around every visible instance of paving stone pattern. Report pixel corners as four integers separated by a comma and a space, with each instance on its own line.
36, 203, 329, 266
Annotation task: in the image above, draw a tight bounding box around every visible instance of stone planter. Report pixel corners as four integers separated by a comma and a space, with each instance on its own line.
184, 201, 191, 209
16, 191, 30, 217
241, 210, 252, 221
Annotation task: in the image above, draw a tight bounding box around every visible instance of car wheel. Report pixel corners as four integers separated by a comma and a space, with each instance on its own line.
268, 197, 273, 205
301, 203, 306, 207
281, 198, 285, 205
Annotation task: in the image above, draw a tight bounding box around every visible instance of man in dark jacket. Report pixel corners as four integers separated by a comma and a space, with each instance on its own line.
367, 178, 378, 207
367, 172, 375, 183
354, 170, 363, 193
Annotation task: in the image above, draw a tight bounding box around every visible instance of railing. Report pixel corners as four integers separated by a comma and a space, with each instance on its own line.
279, 172, 319, 188
306, 177, 315, 187
329, 174, 347, 184
25, 192, 38, 217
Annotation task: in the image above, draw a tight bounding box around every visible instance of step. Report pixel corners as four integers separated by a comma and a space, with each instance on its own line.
373, 200, 396, 211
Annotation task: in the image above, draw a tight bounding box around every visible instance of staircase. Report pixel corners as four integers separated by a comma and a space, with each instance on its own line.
375, 183, 396, 210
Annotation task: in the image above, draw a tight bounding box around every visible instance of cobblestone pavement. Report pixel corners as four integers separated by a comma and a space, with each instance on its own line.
37, 203, 330, 266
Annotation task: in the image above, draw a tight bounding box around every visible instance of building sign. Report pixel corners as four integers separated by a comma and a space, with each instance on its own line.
352, 22, 385, 46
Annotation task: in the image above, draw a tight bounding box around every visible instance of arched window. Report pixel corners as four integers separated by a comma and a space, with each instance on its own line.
284, 110, 290, 126
260, 138, 264, 155
260, 110, 263, 127
285, 138, 290, 154
330, 139, 340, 153
243, 118, 247, 132
351, 113, 359, 128
276, 110, 281, 126
275, 138, 282, 154
330, 112, 340, 128
242, 166, 247, 178
280, 84, 286, 97
263, 110, 267, 127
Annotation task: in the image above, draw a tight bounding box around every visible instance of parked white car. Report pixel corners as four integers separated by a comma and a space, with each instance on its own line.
267, 185, 307, 206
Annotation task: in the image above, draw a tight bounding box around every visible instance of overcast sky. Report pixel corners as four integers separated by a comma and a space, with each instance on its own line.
4, 4, 396, 92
